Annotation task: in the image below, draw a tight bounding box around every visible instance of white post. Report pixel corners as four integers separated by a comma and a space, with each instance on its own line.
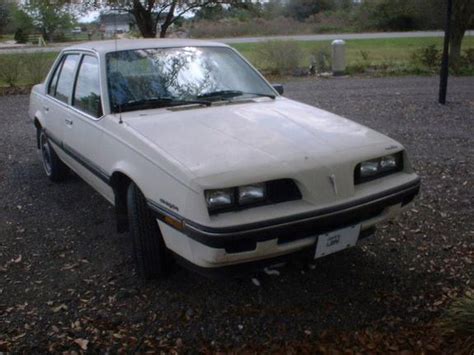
331, 39, 346, 76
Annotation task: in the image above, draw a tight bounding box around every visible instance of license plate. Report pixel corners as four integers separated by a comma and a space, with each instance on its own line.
314, 224, 361, 259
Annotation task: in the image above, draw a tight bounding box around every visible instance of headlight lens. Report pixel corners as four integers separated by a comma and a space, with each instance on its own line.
380, 154, 398, 171
238, 183, 266, 205
356, 152, 403, 183
360, 160, 379, 177
205, 189, 234, 209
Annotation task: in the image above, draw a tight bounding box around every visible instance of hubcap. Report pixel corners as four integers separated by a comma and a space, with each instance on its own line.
40, 133, 52, 176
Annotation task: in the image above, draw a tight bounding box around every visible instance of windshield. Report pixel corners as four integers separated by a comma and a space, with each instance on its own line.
106, 46, 276, 113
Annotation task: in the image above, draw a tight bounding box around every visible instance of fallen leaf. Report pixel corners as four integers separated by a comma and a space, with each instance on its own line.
12, 333, 26, 341
251, 278, 261, 287
264, 267, 280, 276
74, 338, 89, 350
52, 304, 68, 313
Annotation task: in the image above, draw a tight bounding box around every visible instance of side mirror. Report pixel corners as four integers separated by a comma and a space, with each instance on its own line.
272, 84, 284, 95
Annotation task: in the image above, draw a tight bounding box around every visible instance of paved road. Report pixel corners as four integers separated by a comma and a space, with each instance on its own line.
1, 30, 473, 54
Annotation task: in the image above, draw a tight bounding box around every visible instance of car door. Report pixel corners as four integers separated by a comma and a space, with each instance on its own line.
43, 53, 81, 149
63, 53, 113, 202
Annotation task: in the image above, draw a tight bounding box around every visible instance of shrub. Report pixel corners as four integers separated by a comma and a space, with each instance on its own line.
309, 48, 330, 74
346, 62, 367, 75
462, 48, 474, 68
255, 40, 303, 75
22, 52, 54, 85
359, 0, 423, 31
410, 44, 441, 71
359, 50, 370, 62
14, 28, 28, 44
440, 291, 474, 351
0, 54, 22, 87
0, 52, 55, 87
188, 17, 314, 38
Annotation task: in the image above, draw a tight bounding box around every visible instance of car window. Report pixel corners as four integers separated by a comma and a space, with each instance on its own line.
55, 54, 80, 104
106, 47, 275, 112
73, 55, 102, 118
48, 56, 65, 96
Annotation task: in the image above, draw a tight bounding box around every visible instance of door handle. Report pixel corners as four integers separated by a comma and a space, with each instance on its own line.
43, 106, 49, 112
65, 119, 73, 126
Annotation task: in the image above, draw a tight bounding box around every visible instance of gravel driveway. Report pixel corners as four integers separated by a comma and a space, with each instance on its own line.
0, 76, 473, 352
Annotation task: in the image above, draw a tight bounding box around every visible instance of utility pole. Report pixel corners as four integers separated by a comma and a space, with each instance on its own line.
439, 0, 453, 104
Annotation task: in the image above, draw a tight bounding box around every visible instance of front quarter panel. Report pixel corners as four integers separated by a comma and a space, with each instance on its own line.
97, 115, 198, 218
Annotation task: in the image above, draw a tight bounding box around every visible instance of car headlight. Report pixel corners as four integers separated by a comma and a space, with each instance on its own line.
238, 183, 266, 205
204, 179, 301, 214
356, 152, 403, 184
380, 154, 398, 171
205, 188, 234, 210
360, 160, 379, 177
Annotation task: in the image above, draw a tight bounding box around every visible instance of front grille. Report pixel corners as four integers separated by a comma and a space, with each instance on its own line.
267, 179, 302, 203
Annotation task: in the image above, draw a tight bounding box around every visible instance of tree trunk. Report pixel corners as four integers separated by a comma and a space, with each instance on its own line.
41, 27, 49, 42
159, 25, 167, 38
131, 0, 156, 38
159, 0, 177, 38
449, 0, 474, 70
449, 28, 464, 69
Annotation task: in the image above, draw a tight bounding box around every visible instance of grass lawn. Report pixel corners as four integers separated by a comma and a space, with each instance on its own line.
0, 34, 14, 42
1, 36, 474, 87
232, 36, 474, 68
0, 52, 59, 88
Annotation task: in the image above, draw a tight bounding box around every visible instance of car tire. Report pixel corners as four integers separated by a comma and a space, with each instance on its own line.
127, 182, 172, 279
38, 129, 68, 182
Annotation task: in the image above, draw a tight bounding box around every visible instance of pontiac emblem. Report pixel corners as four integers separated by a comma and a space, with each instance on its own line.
329, 174, 338, 195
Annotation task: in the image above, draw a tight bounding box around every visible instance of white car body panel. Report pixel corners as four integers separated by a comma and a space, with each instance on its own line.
29, 39, 420, 275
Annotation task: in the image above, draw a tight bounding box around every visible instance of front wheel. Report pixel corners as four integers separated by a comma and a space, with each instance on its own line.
38, 129, 68, 182
127, 182, 172, 279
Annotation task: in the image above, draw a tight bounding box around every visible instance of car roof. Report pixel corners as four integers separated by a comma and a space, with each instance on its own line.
63, 38, 229, 54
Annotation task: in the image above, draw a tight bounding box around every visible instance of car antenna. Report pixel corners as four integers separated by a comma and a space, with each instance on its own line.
113, 6, 123, 124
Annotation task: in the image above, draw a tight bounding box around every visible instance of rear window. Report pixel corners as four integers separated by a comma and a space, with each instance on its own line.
48, 56, 65, 96
54, 54, 80, 103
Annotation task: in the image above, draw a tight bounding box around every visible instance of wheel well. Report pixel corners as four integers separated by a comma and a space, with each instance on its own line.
34, 118, 42, 149
110, 172, 133, 233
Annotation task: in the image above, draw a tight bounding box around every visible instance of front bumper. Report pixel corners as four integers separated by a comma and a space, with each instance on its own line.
149, 177, 420, 276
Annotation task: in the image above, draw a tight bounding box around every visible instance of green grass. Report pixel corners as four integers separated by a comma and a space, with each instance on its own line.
1, 36, 473, 87
232, 36, 474, 68
0, 52, 59, 88
0, 34, 14, 42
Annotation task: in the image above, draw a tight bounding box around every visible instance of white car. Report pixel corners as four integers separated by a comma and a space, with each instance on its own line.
29, 39, 420, 279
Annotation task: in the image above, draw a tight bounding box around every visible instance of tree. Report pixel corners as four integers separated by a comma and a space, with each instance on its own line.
261, 0, 286, 20
194, 4, 226, 21
22, 0, 75, 41
9, 6, 36, 43
450, 0, 474, 67
0, 0, 12, 35
108, 0, 249, 38
285, 0, 334, 21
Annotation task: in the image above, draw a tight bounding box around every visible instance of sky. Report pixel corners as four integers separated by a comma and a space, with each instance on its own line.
79, 10, 101, 23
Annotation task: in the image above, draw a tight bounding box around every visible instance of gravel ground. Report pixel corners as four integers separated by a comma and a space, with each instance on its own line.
0, 76, 473, 352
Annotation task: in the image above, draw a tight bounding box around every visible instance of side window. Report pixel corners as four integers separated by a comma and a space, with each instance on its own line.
73, 55, 102, 118
48, 56, 65, 96
55, 54, 80, 103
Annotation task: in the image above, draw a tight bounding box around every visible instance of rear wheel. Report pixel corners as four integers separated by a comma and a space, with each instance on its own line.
127, 182, 172, 279
39, 129, 68, 182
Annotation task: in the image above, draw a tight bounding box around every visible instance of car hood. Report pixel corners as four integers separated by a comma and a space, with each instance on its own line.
124, 98, 399, 182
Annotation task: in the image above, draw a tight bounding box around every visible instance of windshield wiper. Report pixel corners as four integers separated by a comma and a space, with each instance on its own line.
116, 97, 212, 113
197, 90, 275, 101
